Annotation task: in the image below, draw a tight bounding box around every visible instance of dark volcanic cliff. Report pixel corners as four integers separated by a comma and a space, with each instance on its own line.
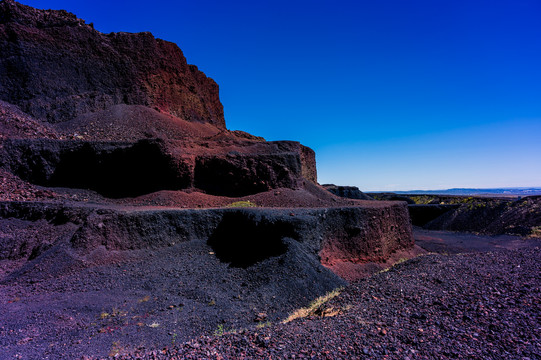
0, 1, 324, 199
0, 4, 422, 357
0, 0, 224, 127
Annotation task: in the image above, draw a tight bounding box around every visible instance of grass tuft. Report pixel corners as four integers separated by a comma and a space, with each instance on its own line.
225, 201, 257, 208
530, 226, 541, 238
283, 287, 344, 323
214, 324, 225, 336
256, 321, 271, 329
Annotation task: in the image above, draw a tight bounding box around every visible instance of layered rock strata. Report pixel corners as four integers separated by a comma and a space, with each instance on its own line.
0, 200, 414, 272
0, 138, 316, 197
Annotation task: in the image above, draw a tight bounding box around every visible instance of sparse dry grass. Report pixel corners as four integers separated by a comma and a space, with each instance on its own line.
137, 295, 151, 303
224, 201, 257, 208
283, 287, 344, 323
256, 321, 271, 329
377, 257, 409, 274
530, 226, 541, 238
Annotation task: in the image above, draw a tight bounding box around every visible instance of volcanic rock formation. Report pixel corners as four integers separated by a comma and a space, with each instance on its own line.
0, 2, 418, 357
0, 0, 224, 126
0, 0, 418, 274
323, 184, 374, 200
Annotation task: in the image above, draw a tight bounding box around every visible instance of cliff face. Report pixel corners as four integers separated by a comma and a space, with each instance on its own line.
0, 6, 418, 352
0, 0, 225, 127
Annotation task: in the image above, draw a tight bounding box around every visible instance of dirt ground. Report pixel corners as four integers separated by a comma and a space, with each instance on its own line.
114, 230, 541, 360
1, 228, 539, 359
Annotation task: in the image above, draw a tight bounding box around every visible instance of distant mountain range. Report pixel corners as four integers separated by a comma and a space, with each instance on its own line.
386, 188, 541, 196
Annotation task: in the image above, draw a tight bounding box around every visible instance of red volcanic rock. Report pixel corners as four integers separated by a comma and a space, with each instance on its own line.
0, 0, 224, 127
0, 1, 325, 199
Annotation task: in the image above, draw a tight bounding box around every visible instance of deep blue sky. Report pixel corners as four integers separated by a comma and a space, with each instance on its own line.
21, 0, 541, 190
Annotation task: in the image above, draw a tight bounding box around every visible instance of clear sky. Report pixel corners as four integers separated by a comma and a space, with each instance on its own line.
20, 0, 541, 191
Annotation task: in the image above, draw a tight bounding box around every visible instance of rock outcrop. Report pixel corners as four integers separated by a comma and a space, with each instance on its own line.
323, 184, 373, 200
0, 138, 316, 198
0, 1, 415, 284
0, 200, 414, 277
0, 0, 224, 127
424, 196, 541, 236
0, 1, 323, 198
374, 193, 541, 237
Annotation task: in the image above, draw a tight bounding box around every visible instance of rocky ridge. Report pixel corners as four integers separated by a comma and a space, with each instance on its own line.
323, 184, 374, 201
372, 193, 541, 237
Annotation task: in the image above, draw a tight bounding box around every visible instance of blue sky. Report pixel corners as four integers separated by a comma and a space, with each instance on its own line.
20, 0, 541, 190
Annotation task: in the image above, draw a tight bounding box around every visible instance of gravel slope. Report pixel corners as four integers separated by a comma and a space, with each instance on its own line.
116, 247, 541, 360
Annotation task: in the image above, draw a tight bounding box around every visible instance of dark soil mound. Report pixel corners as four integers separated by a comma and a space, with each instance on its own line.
0, 200, 417, 359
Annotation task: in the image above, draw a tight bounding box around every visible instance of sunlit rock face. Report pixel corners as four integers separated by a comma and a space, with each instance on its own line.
0, 0, 225, 127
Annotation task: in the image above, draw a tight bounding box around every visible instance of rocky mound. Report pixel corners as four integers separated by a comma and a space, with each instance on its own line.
55, 104, 223, 141
0, 100, 58, 139
323, 184, 374, 200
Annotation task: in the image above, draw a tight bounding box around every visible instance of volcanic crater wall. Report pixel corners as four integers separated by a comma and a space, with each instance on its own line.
0, 201, 414, 275
0, 138, 316, 197
0, 0, 224, 127
0, 1, 417, 286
